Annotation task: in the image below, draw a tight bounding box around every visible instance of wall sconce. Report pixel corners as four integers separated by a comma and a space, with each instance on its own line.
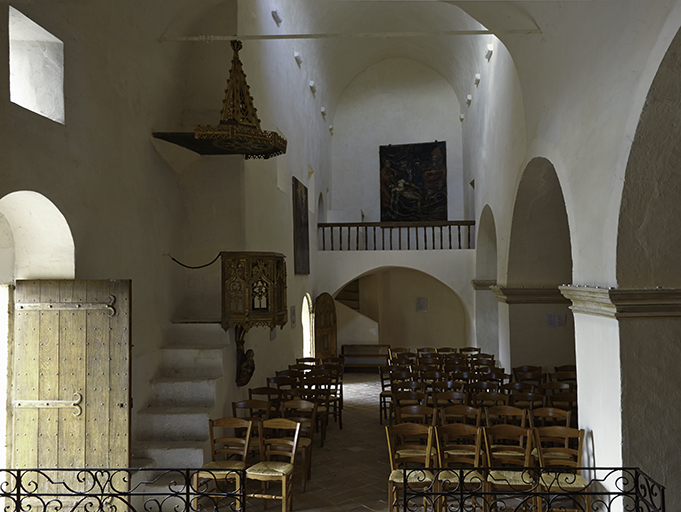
460, 114, 465, 122
485, 43, 494, 61
474, 73, 481, 86
466, 94, 472, 106
321, 107, 326, 117
294, 51, 302, 66
309, 80, 316, 94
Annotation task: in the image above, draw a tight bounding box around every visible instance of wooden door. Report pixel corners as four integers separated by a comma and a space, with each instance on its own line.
314, 293, 337, 359
11, 280, 131, 470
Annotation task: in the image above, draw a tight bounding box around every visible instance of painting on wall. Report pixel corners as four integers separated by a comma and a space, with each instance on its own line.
292, 177, 310, 274
380, 141, 447, 221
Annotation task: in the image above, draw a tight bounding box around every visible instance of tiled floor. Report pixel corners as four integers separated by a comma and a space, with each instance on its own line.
246, 371, 390, 512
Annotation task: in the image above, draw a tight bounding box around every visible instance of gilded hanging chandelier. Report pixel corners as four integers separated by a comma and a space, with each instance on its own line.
153, 40, 287, 159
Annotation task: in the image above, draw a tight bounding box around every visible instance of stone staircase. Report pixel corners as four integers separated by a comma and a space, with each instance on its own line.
132, 322, 229, 471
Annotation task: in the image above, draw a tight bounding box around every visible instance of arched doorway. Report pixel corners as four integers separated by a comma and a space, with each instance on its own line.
0, 191, 75, 467
301, 293, 314, 358
501, 158, 574, 370
474, 205, 500, 360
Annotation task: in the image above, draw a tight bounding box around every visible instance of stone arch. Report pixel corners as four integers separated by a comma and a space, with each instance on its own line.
503, 158, 574, 369
617, 26, 681, 288
0, 191, 75, 281
474, 205, 499, 358
333, 266, 469, 350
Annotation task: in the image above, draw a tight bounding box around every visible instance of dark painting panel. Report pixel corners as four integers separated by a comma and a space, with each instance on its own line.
380, 141, 447, 222
292, 177, 310, 274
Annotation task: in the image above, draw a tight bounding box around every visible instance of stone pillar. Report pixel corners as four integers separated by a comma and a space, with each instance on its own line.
471, 279, 498, 358
560, 285, 680, 501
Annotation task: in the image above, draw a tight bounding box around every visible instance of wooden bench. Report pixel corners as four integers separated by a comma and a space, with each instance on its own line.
341, 344, 390, 369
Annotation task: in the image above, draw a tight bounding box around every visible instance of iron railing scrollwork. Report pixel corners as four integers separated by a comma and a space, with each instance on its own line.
401, 467, 665, 512
0, 468, 245, 512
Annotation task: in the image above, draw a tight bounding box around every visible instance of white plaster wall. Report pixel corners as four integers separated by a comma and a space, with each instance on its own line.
357, 267, 466, 349
335, 300, 379, 346
331, 58, 463, 221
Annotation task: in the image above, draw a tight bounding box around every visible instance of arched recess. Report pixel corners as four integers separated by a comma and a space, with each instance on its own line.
613, 25, 681, 497
0, 191, 75, 280
301, 293, 314, 358
334, 267, 468, 350
503, 158, 574, 369
474, 205, 499, 358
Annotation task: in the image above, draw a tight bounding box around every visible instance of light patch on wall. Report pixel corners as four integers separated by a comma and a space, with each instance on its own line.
9, 7, 65, 124
546, 313, 566, 328
416, 297, 428, 312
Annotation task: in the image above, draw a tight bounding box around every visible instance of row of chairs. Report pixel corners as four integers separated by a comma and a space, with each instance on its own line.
394, 403, 572, 429
386, 423, 589, 512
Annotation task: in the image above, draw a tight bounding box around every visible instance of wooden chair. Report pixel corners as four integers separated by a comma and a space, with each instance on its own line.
502, 381, 535, 394
192, 417, 252, 512
246, 418, 301, 512
514, 371, 545, 389
267, 376, 298, 399
389, 347, 412, 359
434, 424, 485, 512
322, 356, 346, 410
249, 386, 285, 416
299, 375, 332, 446
385, 423, 434, 512
550, 392, 578, 427
439, 404, 481, 427
379, 365, 393, 424
459, 347, 481, 356
232, 399, 272, 453
318, 363, 343, 429
534, 426, 590, 512
484, 405, 528, 428
484, 424, 537, 510
281, 399, 317, 492
436, 347, 456, 354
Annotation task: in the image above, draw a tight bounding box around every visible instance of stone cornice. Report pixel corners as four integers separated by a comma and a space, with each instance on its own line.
491, 286, 570, 305
471, 279, 496, 291
559, 285, 681, 318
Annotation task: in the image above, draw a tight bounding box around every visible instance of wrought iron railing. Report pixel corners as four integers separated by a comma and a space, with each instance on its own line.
0, 468, 245, 512
400, 467, 665, 512
318, 221, 475, 251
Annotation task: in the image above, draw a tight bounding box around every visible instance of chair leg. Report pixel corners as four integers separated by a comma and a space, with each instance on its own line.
388, 482, 395, 512
281, 476, 287, 512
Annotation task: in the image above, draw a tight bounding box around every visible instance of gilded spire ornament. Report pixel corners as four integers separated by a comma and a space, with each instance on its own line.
152, 40, 287, 159
194, 40, 287, 159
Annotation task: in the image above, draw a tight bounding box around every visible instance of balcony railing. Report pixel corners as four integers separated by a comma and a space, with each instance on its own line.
401, 467, 665, 512
318, 221, 475, 251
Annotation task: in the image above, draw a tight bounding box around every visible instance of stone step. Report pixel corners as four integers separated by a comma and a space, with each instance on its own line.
165, 322, 228, 348
132, 440, 207, 468
159, 346, 225, 377
149, 376, 219, 407
137, 406, 212, 442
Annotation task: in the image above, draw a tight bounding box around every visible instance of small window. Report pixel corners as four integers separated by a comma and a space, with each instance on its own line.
9, 6, 64, 124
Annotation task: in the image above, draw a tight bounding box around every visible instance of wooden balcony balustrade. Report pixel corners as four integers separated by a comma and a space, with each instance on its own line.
318, 221, 475, 251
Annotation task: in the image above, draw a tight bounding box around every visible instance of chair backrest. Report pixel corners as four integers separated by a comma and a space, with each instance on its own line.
281, 399, 317, 441
473, 391, 509, 408
232, 399, 272, 421
513, 365, 542, 375
385, 423, 433, 469
395, 404, 437, 425
483, 424, 533, 467
249, 386, 284, 404
417, 347, 437, 355
554, 365, 576, 373
433, 390, 468, 408
432, 380, 466, 394
257, 418, 301, 464
515, 371, 545, 387
276, 369, 304, 380
437, 347, 456, 354
530, 407, 571, 428
296, 357, 320, 365
435, 424, 482, 467
502, 381, 535, 394
439, 404, 481, 427
393, 390, 428, 407
534, 426, 584, 468
459, 347, 481, 355
540, 381, 571, 395
485, 405, 527, 428
209, 417, 253, 462
509, 392, 546, 410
